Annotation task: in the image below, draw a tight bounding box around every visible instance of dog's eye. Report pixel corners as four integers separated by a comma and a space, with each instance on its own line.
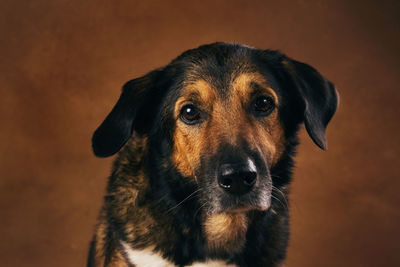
180, 104, 201, 124
253, 96, 275, 116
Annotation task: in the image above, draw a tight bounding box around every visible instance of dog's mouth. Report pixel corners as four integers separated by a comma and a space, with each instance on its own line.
223, 196, 271, 214
198, 158, 273, 215
202, 188, 272, 215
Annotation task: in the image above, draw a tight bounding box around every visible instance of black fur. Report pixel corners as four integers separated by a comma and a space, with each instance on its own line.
89, 42, 338, 266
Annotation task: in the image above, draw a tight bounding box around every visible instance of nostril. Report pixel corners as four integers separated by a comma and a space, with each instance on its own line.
218, 172, 257, 195
218, 161, 258, 195
219, 177, 233, 189
243, 172, 256, 187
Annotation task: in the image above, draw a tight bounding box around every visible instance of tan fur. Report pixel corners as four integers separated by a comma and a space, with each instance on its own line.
106, 251, 130, 267
203, 213, 248, 254
88, 44, 328, 266
172, 72, 286, 173
168, 71, 287, 258
91, 136, 179, 266
92, 215, 107, 266
172, 80, 217, 179
232, 73, 285, 165
96, 136, 179, 266
91, 213, 129, 267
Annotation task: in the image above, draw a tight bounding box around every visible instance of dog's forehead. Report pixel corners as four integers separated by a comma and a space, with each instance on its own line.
177, 46, 258, 90
171, 45, 278, 99
177, 72, 276, 102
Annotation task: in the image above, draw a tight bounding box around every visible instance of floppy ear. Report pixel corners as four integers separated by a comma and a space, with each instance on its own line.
92, 69, 163, 157
283, 59, 339, 150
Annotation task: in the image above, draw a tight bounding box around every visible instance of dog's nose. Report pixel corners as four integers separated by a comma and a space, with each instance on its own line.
218, 159, 257, 195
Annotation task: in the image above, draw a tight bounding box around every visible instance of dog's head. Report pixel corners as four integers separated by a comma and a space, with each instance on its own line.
92, 43, 338, 217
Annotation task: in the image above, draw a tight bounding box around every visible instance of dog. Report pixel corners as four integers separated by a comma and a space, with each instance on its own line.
87, 42, 338, 267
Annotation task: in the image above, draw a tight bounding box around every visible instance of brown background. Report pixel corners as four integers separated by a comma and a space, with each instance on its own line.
1, 0, 399, 266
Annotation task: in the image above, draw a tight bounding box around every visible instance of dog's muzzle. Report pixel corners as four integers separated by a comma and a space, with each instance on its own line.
217, 159, 257, 195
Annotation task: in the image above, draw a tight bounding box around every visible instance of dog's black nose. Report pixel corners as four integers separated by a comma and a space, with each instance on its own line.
218, 159, 257, 195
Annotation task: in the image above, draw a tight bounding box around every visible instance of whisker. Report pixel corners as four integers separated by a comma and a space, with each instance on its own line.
272, 185, 289, 211
271, 194, 288, 212
166, 188, 202, 214
194, 202, 207, 218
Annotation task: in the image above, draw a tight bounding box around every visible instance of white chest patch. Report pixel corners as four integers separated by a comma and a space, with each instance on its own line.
187, 261, 238, 267
121, 241, 238, 267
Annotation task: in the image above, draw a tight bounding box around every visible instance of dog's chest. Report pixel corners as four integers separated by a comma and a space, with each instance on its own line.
121, 241, 238, 267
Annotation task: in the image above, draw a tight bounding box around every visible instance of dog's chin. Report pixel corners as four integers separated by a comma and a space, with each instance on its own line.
208, 197, 271, 215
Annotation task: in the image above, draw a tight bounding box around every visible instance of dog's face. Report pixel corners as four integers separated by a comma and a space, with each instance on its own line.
170, 70, 284, 215
92, 43, 338, 217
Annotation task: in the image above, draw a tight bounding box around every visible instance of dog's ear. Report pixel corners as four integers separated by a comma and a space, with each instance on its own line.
284, 59, 339, 150
92, 69, 165, 157
270, 54, 338, 150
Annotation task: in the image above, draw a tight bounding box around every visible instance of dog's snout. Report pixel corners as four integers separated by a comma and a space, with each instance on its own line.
218, 159, 257, 195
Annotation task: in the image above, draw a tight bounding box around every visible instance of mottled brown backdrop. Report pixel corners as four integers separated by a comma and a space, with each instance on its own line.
1, 0, 399, 266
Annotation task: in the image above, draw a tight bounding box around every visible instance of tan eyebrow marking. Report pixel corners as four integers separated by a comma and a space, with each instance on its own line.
174, 80, 216, 118
231, 72, 278, 104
